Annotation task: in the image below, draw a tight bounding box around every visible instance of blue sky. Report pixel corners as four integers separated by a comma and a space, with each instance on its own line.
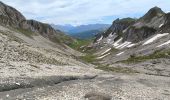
2, 0, 170, 26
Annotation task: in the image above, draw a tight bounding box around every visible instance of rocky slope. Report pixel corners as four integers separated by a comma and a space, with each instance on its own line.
0, 2, 170, 100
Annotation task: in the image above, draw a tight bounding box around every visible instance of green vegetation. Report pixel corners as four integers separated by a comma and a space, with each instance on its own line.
120, 17, 136, 23
110, 48, 119, 53
119, 50, 170, 64
80, 53, 97, 63
96, 65, 138, 74
69, 39, 93, 51
56, 34, 74, 45
16, 28, 37, 38
71, 29, 102, 39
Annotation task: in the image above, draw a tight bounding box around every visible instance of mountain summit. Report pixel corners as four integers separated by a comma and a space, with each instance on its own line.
140, 6, 165, 22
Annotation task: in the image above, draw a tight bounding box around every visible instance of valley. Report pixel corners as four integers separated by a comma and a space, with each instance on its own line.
0, 1, 170, 100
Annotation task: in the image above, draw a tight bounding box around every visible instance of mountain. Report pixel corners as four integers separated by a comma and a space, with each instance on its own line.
123, 6, 165, 42
69, 24, 110, 34
94, 18, 136, 43
87, 6, 170, 78
71, 29, 103, 39
94, 7, 166, 46
51, 24, 75, 33
93, 6, 168, 47
52, 24, 110, 39
0, 1, 74, 46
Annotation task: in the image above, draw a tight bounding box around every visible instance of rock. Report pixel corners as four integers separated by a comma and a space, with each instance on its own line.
0, 1, 26, 27
84, 92, 111, 100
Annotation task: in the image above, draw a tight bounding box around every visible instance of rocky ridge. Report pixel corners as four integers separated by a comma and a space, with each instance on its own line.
0, 1, 73, 46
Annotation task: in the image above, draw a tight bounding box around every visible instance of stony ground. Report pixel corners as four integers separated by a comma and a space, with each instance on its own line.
0, 25, 170, 100
0, 73, 170, 100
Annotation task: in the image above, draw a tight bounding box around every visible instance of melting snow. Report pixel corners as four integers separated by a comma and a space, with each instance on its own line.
97, 53, 110, 59
97, 36, 103, 42
157, 40, 170, 47
115, 41, 131, 49
113, 38, 122, 47
108, 32, 114, 37
6, 94, 9, 97
143, 33, 169, 45
116, 52, 125, 56
159, 23, 164, 28
119, 42, 131, 49
16, 82, 20, 85
101, 48, 111, 55
123, 29, 126, 33
107, 39, 112, 43
127, 44, 136, 48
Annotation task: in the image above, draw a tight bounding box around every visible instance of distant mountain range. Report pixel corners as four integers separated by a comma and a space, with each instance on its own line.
51, 24, 110, 39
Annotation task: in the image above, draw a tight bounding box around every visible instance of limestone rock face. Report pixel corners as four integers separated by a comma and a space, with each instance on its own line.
94, 18, 136, 43
0, 1, 26, 27
159, 13, 170, 33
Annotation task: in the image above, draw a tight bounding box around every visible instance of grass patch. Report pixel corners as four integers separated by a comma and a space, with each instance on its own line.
79, 53, 97, 63
15, 28, 37, 38
69, 39, 93, 51
58, 35, 75, 45
111, 48, 119, 53
119, 50, 170, 64
96, 65, 138, 74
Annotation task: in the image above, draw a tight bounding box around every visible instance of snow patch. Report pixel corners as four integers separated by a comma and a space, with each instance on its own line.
116, 52, 125, 56
115, 41, 131, 49
97, 53, 110, 59
16, 82, 21, 85
159, 23, 164, 28
123, 29, 126, 33
113, 38, 122, 47
119, 42, 131, 49
143, 33, 169, 45
108, 32, 113, 37
101, 48, 111, 55
97, 36, 103, 42
127, 44, 136, 48
107, 39, 112, 44
157, 40, 170, 47
6, 94, 9, 97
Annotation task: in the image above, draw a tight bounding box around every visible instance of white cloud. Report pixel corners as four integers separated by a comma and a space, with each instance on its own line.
2, 0, 170, 25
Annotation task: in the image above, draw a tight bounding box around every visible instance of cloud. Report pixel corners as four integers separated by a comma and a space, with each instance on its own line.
2, 0, 170, 25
